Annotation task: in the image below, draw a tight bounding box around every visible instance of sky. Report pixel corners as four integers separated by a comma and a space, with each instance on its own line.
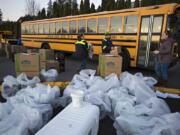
0, 0, 101, 21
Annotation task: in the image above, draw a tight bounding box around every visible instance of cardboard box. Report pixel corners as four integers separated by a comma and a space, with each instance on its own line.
110, 46, 121, 56
16, 71, 40, 78
39, 49, 54, 61
19, 46, 27, 53
15, 53, 40, 72
40, 60, 59, 71
27, 48, 39, 53
99, 54, 122, 77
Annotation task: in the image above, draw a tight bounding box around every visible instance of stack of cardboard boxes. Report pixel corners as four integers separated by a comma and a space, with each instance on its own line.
39, 49, 59, 71
15, 53, 40, 77
15, 49, 60, 77
99, 46, 122, 77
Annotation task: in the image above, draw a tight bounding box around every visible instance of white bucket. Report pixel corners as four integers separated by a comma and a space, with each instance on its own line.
71, 90, 85, 108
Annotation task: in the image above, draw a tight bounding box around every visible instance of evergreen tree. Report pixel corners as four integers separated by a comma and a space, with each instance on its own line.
72, 0, 79, 15
107, 0, 116, 11
41, 8, 46, 18
52, 1, 59, 17
116, 0, 125, 9
57, 0, 64, 17
47, 0, 53, 18
37, 8, 46, 19
90, 3, 96, 13
0, 9, 2, 22
126, 0, 131, 8
63, 1, 71, 16
101, 0, 107, 11
84, 0, 90, 13
97, 5, 102, 12
134, 0, 140, 7
141, 0, 155, 7
80, 0, 84, 14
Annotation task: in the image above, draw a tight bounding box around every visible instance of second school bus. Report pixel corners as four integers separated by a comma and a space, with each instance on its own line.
21, 3, 180, 69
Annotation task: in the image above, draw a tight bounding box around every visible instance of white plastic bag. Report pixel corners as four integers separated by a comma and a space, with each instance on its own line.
79, 69, 96, 78
120, 72, 156, 103
31, 84, 60, 104
0, 102, 13, 121
1, 75, 20, 99
40, 69, 58, 82
0, 104, 43, 135
17, 73, 40, 87
85, 90, 111, 119
114, 114, 160, 135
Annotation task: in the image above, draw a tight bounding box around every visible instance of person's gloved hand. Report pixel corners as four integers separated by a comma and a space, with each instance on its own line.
153, 50, 159, 54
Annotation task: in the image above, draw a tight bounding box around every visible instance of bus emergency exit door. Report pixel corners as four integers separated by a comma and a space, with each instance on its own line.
137, 15, 164, 68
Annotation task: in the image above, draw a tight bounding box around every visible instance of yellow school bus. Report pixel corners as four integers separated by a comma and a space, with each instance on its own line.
0, 31, 15, 44
21, 3, 180, 69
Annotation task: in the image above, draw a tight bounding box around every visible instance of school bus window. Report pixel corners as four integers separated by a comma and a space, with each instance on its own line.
124, 15, 138, 33
25, 25, 29, 34
141, 17, 150, 33
34, 24, 38, 34
153, 16, 163, 33
110, 16, 122, 33
78, 20, 86, 33
87, 19, 97, 33
70, 21, 77, 33
148, 36, 161, 67
29, 24, 34, 34
56, 22, 61, 34
50, 23, 55, 34
44, 23, 50, 34
98, 17, 108, 33
39, 24, 44, 34
62, 21, 69, 34
21, 25, 25, 34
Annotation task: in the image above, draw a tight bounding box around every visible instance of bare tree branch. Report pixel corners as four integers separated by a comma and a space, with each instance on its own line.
25, 0, 40, 16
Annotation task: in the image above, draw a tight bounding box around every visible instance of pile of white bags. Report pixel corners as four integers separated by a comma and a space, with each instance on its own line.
17, 73, 40, 87
40, 69, 58, 82
0, 75, 61, 135
63, 69, 180, 135
1, 76, 20, 99
1, 73, 40, 99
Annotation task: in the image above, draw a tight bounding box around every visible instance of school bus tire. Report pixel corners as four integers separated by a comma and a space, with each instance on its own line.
41, 43, 50, 49
120, 47, 130, 71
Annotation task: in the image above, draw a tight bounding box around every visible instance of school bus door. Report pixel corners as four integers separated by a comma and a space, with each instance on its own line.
137, 15, 164, 69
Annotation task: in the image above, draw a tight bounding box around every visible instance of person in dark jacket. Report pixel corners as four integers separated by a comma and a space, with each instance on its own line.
102, 32, 113, 53
75, 34, 89, 70
153, 31, 174, 85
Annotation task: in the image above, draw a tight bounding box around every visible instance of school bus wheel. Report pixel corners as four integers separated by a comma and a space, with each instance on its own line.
41, 43, 50, 49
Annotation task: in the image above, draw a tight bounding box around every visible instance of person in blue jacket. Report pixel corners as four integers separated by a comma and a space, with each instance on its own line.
75, 34, 89, 71
102, 32, 113, 53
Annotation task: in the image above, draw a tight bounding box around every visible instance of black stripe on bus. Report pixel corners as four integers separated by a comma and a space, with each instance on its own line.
22, 37, 136, 43
22, 39, 136, 49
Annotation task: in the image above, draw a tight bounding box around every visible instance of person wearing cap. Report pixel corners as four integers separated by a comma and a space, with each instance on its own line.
102, 32, 113, 53
75, 34, 89, 71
